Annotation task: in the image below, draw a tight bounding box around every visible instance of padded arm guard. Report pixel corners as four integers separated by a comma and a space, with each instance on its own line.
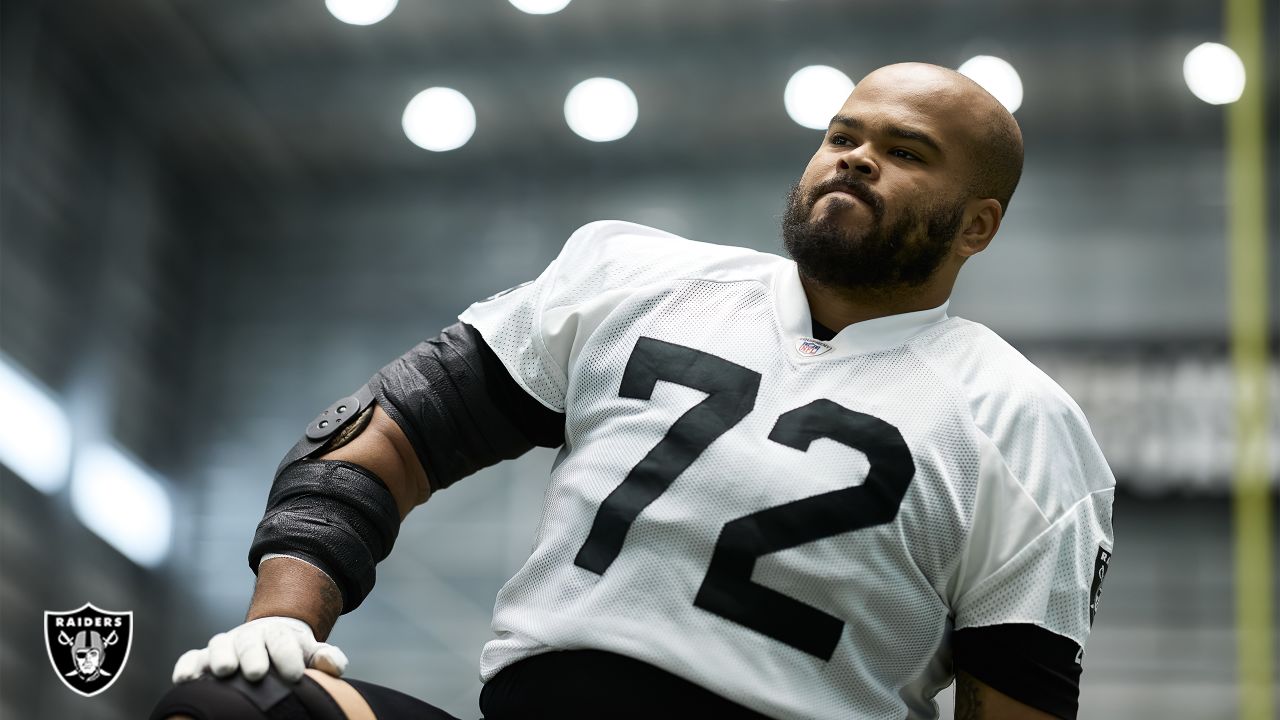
372, 321, 565, 493
250, 460, 399, 612
249, 321, 565, 613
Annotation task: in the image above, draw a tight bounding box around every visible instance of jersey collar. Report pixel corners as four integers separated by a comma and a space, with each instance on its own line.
772, 260, 950, 361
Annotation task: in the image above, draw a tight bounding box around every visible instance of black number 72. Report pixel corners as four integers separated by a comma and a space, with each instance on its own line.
573, 337, 916, 661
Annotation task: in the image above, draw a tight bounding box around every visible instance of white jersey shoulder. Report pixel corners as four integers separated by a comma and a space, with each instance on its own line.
462, 220, 785, 412
548, 219, 777, 290
907, 319, 1115, 641
914, 318, 1114, 519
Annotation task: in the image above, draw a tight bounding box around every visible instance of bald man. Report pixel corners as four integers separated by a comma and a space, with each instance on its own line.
153, 63, 1115, 720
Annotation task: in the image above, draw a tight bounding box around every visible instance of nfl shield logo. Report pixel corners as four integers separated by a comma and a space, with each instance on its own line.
44, 603, 133, 697
795, 338, 832, 357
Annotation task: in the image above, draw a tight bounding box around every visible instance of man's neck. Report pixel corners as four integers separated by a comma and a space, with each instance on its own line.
799, 274, 950, 332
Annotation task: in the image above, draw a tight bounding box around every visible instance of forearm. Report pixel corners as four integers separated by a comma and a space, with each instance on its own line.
245, 322, 556, 634
247, 555, 344, 640
247, 405, 427, 638
955, 671, 1060, 720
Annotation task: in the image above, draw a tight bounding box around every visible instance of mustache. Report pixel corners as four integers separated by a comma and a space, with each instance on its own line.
808, 178, 886, 220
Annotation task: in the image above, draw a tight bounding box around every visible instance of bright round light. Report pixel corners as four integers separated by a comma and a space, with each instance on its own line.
1183, 42, 1246, 105
325, 0, 397, 26
784, 65, 854, 130
957, 56, 1023, 113
564, 77, 638, 142
509, 0, 572, 13
402, 88, 476, 152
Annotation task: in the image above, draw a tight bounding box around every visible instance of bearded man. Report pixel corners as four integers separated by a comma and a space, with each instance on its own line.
153, 62, 1114, 720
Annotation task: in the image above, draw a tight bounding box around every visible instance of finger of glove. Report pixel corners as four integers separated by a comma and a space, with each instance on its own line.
264, 624, 307, 682
233, 627, 271, 681
207, 633, 240, 677
308, 644, 348, 677
172, 648, 209, 684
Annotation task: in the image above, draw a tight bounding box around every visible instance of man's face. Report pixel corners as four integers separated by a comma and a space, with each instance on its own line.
783, 67, 981, 292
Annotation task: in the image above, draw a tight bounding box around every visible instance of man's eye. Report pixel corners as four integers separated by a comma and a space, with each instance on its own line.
829, 135, 849, 146
891, 149, 921, 161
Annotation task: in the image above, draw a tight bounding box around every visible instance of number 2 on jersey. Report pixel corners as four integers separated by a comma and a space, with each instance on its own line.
573, 337, 916, 661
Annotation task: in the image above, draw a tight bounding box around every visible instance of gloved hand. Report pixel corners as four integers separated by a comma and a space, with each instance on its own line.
171, 616, 348, 684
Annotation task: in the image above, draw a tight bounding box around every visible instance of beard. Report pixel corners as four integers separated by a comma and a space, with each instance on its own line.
781, 178, 966, 292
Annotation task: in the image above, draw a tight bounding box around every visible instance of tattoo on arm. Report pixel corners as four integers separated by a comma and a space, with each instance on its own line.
955, 672, 982, 720
247, 556, 347, 641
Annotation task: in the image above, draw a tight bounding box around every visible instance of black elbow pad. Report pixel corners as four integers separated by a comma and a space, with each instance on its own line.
371, 321, 565, 492
250, 460, 399, 613
249, 321, 563, 613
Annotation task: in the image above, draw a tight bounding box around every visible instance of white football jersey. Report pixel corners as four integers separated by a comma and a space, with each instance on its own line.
459, 220, 1116, 720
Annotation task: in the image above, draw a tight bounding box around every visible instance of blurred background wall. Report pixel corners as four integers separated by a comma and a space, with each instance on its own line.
1, 0, 1277, 718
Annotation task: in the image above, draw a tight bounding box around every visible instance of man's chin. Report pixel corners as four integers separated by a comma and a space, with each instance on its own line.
804, 215, 878, 251
810, 194, 870, 222
816, 189, 864, 206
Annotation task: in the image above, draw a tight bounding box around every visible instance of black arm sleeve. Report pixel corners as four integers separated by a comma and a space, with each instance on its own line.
953, 623, 1084, 719
251, 460, 400, 612
372, 320, 565, 492
250, 321, 564, 612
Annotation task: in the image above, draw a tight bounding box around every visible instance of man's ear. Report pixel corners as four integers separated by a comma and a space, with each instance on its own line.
955, 198, 1002, 258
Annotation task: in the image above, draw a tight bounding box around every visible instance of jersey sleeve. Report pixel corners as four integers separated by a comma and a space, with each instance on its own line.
949, 403, 1116, 719
458, 220, 756, 412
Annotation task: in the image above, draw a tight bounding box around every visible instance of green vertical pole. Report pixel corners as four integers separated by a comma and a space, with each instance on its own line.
1225, 0, 1273, 718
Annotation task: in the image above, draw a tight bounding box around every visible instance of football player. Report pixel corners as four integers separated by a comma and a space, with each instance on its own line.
153, 62, 1115, 720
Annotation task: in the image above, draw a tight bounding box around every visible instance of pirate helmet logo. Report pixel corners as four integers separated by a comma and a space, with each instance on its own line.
44, 603, 133, 697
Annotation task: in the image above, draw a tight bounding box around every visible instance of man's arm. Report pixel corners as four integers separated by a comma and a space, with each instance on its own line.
246, 405, 427, 640
173, 322, 564, 685
316, 404, 430, 520
955, 672, 1060, 720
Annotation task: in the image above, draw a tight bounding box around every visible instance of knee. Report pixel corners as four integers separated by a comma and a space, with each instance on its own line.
149, 671, 349, 720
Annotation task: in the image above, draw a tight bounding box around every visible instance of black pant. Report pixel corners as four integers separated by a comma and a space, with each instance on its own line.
480, 649, 774, 719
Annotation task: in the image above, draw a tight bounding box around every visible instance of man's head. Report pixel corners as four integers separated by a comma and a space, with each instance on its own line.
783, 62, 1023, 297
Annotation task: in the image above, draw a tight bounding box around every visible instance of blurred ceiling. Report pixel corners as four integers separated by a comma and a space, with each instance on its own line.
11, 0, 1254, 189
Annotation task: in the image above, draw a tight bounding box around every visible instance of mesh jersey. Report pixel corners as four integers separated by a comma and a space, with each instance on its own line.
459, 220, 1116, 720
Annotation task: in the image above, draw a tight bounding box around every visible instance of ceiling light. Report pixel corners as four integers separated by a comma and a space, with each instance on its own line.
72, 444, 173, 568
957, 56, 1023, 113
509, 0, 572, 15
784, 65, 854, 130
1183, 42, 1246, 105
325, 0, 398, 26
564, 78, 639, 142
0, 354, 71, 493
402, 87, 477, 152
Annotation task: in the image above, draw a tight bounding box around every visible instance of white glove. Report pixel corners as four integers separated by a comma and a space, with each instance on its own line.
171, 616, 348, 684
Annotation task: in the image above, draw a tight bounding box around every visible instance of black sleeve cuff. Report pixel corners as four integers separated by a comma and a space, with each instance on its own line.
953, 623, 1083, 720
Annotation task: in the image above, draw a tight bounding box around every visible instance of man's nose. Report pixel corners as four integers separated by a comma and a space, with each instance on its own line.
836, 146, 880, 181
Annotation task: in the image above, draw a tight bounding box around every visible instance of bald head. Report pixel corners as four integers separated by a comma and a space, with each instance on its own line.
857, 63, 1024, 214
